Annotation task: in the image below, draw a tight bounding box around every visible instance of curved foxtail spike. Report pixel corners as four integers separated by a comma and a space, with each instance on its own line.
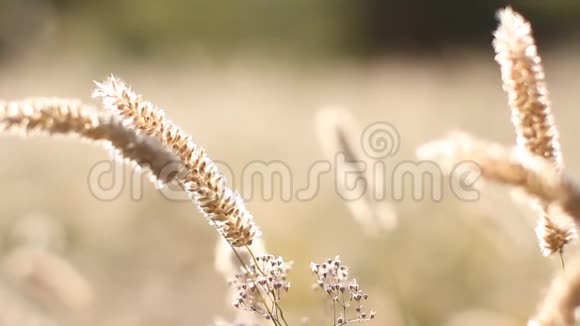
0, 98, 181, 185
493, 7, 562, 167
493, 7, 574, 256
93, 76, 259, 247
417, 133, 580, 233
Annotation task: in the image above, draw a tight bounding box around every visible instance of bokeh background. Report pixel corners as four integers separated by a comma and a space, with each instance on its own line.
0, 0, 580, 325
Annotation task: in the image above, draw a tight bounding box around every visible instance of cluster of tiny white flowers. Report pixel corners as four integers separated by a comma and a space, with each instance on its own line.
230, 255, 292, 320
311, 256, 375, 325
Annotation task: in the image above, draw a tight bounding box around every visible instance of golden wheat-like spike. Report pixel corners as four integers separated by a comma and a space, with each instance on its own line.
494, 7, 562, 166
92, 76, 259, 247
0, 98, 181, 185
315, 107, 397, 235
0, 98, 98, 136
493, 8, 573, 256
417, 134, 580, 227
529, 256, 580, 325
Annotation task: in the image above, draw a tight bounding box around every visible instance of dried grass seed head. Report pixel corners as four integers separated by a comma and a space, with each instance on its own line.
93, 76, 259, 246
493, 7, 576, 256
536, 214, 576, 257
0, 97, 181, 185
494, 7, 562, 167
417, 133, 580, 233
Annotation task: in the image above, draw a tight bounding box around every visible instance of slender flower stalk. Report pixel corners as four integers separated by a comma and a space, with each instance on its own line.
493, 7, 574, 256
215, 238, 266, 325
0, 98, 180, 185
93, 76, 259, 247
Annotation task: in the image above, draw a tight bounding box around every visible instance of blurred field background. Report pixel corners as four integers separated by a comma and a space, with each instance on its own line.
1, 0, 580, 325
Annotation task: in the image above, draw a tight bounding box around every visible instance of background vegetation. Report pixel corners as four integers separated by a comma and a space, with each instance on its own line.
1, 0, 580, 60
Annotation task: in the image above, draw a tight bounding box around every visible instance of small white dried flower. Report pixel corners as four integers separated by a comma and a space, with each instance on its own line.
229, 255, 292, 321
311, 256, 375, 324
